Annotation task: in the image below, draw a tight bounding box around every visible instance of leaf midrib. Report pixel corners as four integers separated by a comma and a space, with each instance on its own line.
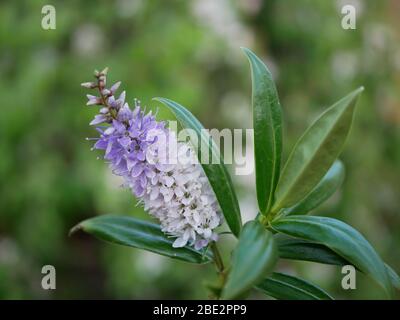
274, 103, 349, 210
252, 62, 280, 214
261, 276, 322, 300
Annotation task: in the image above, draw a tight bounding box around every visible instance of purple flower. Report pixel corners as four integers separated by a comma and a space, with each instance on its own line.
81, 69, 222, 249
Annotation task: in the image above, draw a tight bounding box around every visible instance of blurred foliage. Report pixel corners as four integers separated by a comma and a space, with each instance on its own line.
0, 0, 399, 299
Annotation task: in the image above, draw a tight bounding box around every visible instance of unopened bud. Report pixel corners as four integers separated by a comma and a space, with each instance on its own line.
87, 98, 102, 106
101, 67, 109, 75
102, 89, 111, 96
81, 82, 97, 89
110, 81, 121, 93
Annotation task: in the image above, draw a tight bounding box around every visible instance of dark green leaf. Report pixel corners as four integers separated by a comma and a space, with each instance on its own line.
256, 272, 333, 300
283, 160, 345, 216
153, 97, 242, 237
222, 221, 278, 299
276, 235, 400, 291
272, 88, 363, 212
242, 47, 282, 215
271, 215, 393, 297
276, 234, 348, 266
70, 215, 212, 264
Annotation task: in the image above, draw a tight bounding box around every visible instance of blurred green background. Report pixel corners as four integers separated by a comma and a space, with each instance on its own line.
1, 0, 399, 299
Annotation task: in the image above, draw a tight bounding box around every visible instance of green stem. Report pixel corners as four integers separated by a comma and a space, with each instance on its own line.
210, 242, 224, 274
209, 242, 227, 300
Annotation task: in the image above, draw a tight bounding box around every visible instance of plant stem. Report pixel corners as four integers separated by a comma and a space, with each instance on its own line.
209, 242, 226, 299
210, 242, 225, 274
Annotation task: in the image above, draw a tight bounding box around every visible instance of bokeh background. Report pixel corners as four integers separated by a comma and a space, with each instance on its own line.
1, 0, 399, 299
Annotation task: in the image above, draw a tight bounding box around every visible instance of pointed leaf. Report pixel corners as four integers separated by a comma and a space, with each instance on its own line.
283, 160, 345, 215
242, 47, 283, 214
153, 97, 242, 237
272, 88, 363, 212
276, 234, 400, 291
71, 215, 212, 264
271, 215, 393, 297
256, 272, 333, 300
222, 221, 278, 299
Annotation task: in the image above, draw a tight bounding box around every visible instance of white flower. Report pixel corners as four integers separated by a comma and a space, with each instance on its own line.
138, 131, 222, 249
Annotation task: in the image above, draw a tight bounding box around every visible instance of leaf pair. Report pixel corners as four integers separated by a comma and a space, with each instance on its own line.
271, 215, 394, 298
276, 233, 400, 290
282, 160, 345, 216
219, 220, 333, 300
243, 47, 362, 216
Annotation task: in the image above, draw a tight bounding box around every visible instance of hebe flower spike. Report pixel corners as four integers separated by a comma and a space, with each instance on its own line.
81, 69, 222, 249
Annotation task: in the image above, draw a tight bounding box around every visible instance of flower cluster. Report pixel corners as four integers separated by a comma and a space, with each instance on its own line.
81, 68, 222, 249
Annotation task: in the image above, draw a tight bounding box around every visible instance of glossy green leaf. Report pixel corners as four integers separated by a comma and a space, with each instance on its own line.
271, 215, 393, 297
222, 221, 277, 299
276, 235, 400, 291
276, 234, 349, 266
242, 47, 282, 215
70, 215, 212, 264
272, 88, 363, 212
385, 264, 400, 290
256, 272, 333, 300
283, 160, 345, 216
153, 97, 242, 237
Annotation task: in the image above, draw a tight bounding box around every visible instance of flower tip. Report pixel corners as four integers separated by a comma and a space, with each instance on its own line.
86, 99, 99, 106
101, 67, 109, 75
81, 82, 96, 89
102, 89, 111, 96
89, 114, 107, 125
110, 81, 121, 93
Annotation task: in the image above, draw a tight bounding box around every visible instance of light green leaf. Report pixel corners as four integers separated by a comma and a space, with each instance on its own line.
271, 215, 393, 297
283, 160, 345, 216
242, 47, 282, 215
70, 215, 212, 264
272, 88, 363, 212
256, 272, 333, 300
222, 221, 277, 299
153, 97, 242, 237
386, 264, 400, 290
